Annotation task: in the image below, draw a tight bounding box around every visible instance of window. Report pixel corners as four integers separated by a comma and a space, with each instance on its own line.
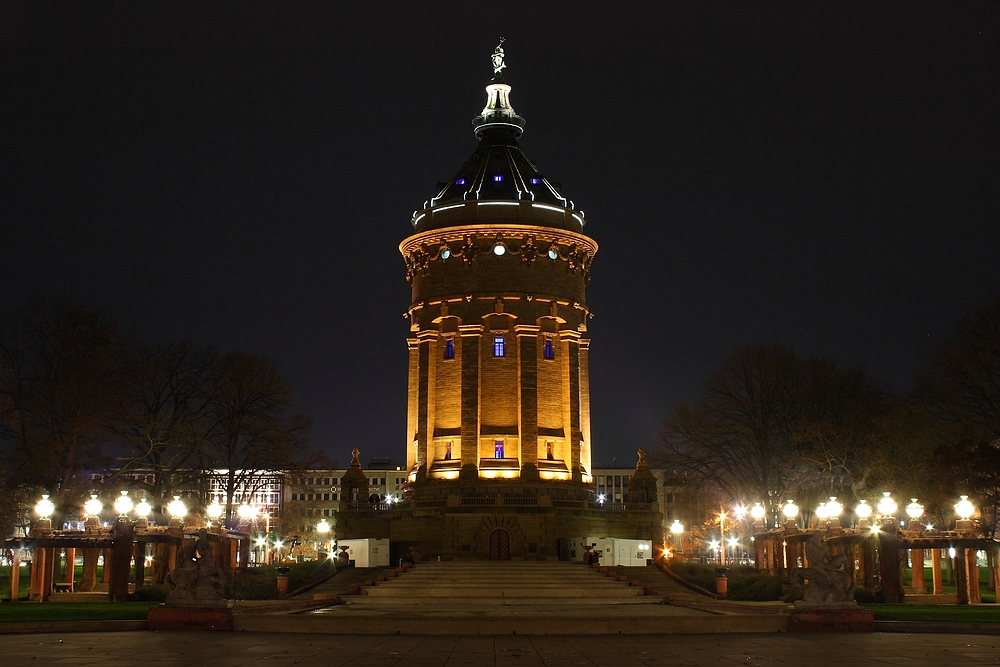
324, 478, 330, 485
493, 174, 503, 182
331, 478, 338, 485
323, 509, 330, 516
380, 478, 386, 486
456, 178, 465, 185
544, 339, 554, 360
323, 493, 330, 501
546, 441, 555, 460
291, 493, 298, 501
495, 440, 505, 459
307, 478, 314, 485
444, 442, 452, 460
493, 336, 505, 357
444, 339, 454, 359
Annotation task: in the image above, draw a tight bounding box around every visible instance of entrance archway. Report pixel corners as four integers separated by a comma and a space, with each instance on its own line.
488, 529, 511, 560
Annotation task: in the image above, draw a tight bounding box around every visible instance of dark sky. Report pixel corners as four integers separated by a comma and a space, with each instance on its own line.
3, 3, 998, 468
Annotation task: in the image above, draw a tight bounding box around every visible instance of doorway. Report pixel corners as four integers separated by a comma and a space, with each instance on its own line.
488, 529, 511, 560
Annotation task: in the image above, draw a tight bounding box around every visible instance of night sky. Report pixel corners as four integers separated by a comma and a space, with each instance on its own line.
3, 3, 998, 468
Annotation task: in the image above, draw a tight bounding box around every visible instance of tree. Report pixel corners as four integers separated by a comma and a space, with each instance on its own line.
656, 342, 890, 524
114, 340, 219, 516
913, 295, 1000, 533
198, 351, 318, 526
0, 296, 129, 521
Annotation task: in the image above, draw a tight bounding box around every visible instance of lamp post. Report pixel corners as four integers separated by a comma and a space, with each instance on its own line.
134, 498, 151, 529
905, 499, 924, 532
855, 499, 872, 530
84, 494, 103, 531
826, 497, 843, 532
316, 518, 331, 557
782, 500, 799, 532
670, 519, 684, 559
750, 502, 766, 532
719, 511, 728, 566
34, 494, 55, 535
955, 495, 975, 533
167, 495, 187, 527
113, 491, 134, 518
877, 492, 897, 525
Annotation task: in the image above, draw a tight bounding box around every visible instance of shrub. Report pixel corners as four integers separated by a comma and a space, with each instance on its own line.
135, 584, 169, 602
727, 568, 786, 601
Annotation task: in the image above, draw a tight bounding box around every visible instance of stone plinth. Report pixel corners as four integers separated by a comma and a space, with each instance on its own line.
789, 602, 874, 633
147, 602, 234, 631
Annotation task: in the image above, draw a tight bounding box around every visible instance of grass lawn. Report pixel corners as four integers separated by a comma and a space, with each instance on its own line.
866, 604, 1000, 622
0, 602, 156, 623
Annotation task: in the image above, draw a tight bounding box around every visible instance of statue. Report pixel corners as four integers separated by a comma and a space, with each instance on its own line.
790, 532, 856, 605
637, 448, 646, 466
492, 37, 506, 74
165, 529, 226, 605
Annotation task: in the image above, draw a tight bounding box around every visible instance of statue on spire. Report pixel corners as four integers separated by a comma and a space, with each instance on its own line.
491, 37, 507, 74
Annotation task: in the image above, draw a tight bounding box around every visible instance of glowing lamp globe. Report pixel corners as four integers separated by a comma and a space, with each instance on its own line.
113, 490, 133, 517
855, 499, 872, 519
670, 519, 684, 535
237, 503, 256, 521
815, 502, 829, 520
84, 494, 103, 517
782, 501, 799, 520
734, 505, 747, 520
826, 497, 843, 518
877, 492, 897, 517
167, 495, 187, 519
134, 498, 151, 518
35, 494, 55, 520
751, 503, 766, 521
316, 518, 331, 534
905, 499, 924, 521
205, 502, 224, 521
955, 495, 975, 521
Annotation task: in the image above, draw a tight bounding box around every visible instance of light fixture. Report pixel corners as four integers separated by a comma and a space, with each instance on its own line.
167, 495, 187, 519
734, 505, 747, 520
728, 537, 738, 547
35, 494, 54, 520
815, 502, 829, 521
750, 503, 766, 521
548, 248, 558, 260
877, 492, 897, 517
493, 243, 506, 256
905, 498, 924, 524
113, 490, 133, 517
206, 502, 223, 523
597, 493, 606, 505
826, 497, 843, 518
670, 519, 684, 535
84, 494, 103, 517
237, 503, 257, 521
134, 498, 151, 519
316, 519, 331, 534
855, 499, 872, 529
955, 495, 974, 521
782, 501, 799, 520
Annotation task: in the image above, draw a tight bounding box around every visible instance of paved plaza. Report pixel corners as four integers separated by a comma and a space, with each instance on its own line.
3, 631, 998, 666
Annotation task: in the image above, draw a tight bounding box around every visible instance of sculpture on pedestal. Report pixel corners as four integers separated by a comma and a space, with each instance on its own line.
790, 532, 856, 604
165, 529, 225, 604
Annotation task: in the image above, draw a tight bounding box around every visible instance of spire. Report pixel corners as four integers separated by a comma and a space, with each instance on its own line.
472, 38, 526, 138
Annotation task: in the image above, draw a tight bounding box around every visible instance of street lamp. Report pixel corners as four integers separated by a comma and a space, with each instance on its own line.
955, 495, 975, 532
826, 497, 844, 530
134, 498, 151, 529
877, 492, 897, 522
206, 501, 223, 526
669, 519, 684, 558
905, 498, 924, 531
84, 494, 103, 518
167, 495, 187, 526
316, 518, 331, 557
750, 502, 766, 531
855, 499, 872, 530
113, 490, 133, 518
35, 494, 54, 520
815, 502, 828, 528
782, 500, 799, 530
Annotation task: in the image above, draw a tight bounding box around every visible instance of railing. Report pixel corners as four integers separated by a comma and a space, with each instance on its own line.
588, 502, 653, 512
459, 496, 539, 507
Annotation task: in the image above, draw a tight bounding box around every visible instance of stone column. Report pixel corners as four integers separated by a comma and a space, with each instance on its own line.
931, 548, 943, 594
42, 548, 55, 602
955, 546, 969, 605
516, 326, 538, 466
460, 325, 482, 467
967, 548, 981, 604
64, 548, 76, 591
29, 548, 45, 601
8, 549, 20, 601
133, 542, 145, 589
877, 523, 904, 602
101, 549, 112, 584
910, 548, 925, 593
81, 549, 98, 592
109, 520, 134, 602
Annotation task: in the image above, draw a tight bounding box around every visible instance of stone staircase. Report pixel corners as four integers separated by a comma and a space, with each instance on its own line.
351, 561, 656, 607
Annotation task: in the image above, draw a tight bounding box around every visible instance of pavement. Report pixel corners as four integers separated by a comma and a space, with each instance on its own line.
3, 631, 999, 665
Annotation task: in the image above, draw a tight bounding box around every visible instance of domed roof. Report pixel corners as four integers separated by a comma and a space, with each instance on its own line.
412, 41, 585, 234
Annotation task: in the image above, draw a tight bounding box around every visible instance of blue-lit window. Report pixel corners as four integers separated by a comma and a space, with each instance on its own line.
456, 178, 466, 185
444, 339, 454, 359
493, 336, 505, 357
493, 175, 504, 182
531, 178, 541, 184
544, 339, 554, 360
494, 440, 505, 458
